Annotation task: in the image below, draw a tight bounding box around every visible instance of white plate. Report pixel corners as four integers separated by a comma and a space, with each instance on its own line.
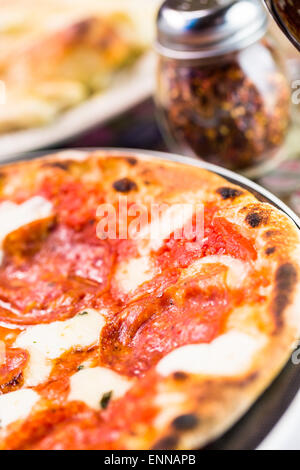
0, 52, 155, 162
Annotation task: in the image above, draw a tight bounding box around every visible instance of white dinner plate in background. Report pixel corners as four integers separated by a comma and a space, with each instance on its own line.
0, 52, 155, 162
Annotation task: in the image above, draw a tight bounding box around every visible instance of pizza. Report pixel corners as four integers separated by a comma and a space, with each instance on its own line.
0, 149, 299, 450
0, 0, 159, 133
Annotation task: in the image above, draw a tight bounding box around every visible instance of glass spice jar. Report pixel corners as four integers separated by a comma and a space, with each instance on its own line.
265, 0, 300, 51
155, 0, 291, 172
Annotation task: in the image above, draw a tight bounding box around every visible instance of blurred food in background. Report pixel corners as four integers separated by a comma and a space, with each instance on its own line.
0, 0, 160, 133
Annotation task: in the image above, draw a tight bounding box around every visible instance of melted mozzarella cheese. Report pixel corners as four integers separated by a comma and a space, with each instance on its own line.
156, 331, 266, 377
116, 203, 197, 294
137, 203, 195, 255
115, 255, 154, 294
0, 196, 53, 264
68, 366, 132, 409
0, 196, 52, 242
14, 309, 106, 386
0, 389, 39, 429
180, 255, 249, 289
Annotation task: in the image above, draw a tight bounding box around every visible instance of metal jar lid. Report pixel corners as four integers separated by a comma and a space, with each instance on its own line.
156, 0, 269, 59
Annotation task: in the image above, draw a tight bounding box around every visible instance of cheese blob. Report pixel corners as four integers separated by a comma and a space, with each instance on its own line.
156, 330, 266, 377
68, 366, 132, 409
0, 196, 53, 264
14, 309, 106, 386
0, 389, 40, 429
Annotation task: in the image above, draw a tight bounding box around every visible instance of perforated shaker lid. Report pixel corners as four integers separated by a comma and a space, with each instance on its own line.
156, 0, 268, 59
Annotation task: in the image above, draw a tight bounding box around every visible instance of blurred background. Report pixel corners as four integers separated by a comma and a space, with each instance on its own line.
0, 0, 298, 211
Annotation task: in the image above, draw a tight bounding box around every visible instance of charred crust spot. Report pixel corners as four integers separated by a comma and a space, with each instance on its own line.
216, 187, 243, 200
246, 212, 262, 228
71, 18, 93, 37
126, 157, 137, 166
8, 373, 22, 387
264, 230, 279, 239
265, 246, 276, 255
237, 372, 258, 386
276, 263, 297, 293
43, 161, 71, 171
246, 210, 269, 228
113, 178, 137, 193
0, 373, 23, 393
271, 263, 297, 330
172, 414, 199, 431
173, 371, 188, 381
152, 435, 179, 450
